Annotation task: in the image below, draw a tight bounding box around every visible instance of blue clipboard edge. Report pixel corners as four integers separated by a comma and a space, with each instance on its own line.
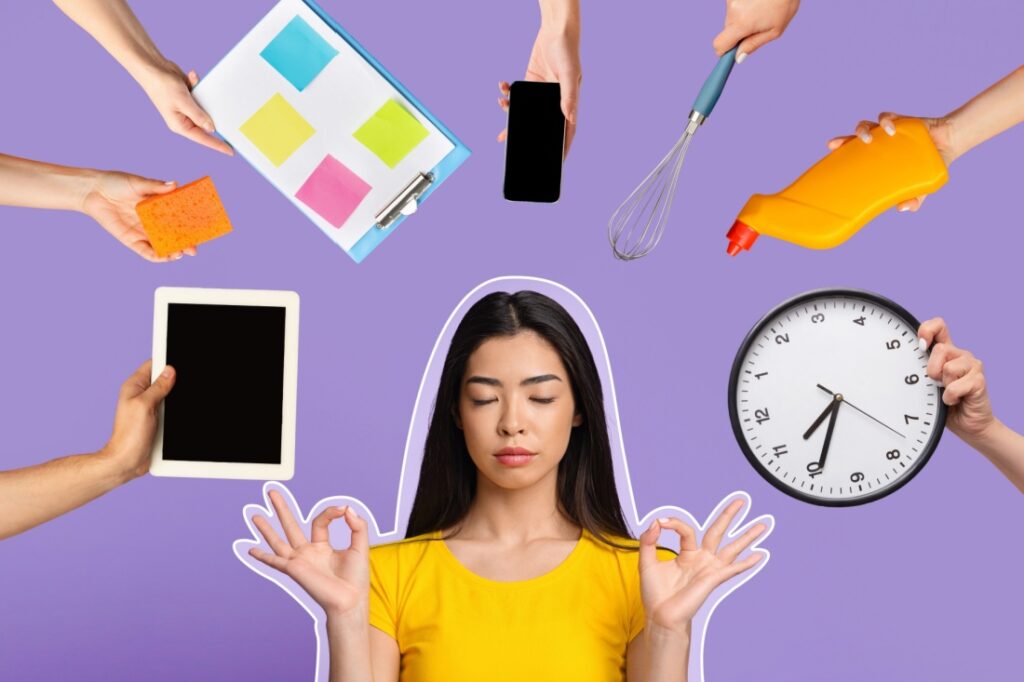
199, 0, 472, 264
301, 0, 471, 263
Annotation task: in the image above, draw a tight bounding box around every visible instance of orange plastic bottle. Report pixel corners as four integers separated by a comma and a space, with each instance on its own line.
726, 118, 948, 255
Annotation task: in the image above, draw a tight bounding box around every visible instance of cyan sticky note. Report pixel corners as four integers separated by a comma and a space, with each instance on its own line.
295, 155, 372, 228
239, 93, 316, 166
260, 16, 338, 91
353, 100, 430, 169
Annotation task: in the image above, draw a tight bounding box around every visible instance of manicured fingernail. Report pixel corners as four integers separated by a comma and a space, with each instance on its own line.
164, 181, 176, 185
161, 366, 173, 378
918, 338, 928, 352
882, 122, 896, 136
898, 205, 909, 212
658, 517, 670, 524
859, 132, 873, 143
735, 51, 748, 64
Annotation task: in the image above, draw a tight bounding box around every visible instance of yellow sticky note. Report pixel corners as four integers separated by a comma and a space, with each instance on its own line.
240, 93, 315, 166
353, 100, 429, 169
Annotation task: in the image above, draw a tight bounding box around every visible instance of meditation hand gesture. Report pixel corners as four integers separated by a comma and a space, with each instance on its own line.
638, 499, 766, 635
250, 490, 370, 618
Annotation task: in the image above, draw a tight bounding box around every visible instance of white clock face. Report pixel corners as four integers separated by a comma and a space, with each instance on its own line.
730, 290, 946, 506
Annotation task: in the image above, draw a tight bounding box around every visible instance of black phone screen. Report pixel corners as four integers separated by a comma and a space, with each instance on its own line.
163, 303, 286, 464
502, 81, 565, 203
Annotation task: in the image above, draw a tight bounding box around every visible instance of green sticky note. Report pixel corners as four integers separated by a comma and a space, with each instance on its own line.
353, 100, 429, 169
240, 93, 316, 166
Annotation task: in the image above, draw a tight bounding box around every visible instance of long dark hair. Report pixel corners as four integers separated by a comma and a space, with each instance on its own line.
405, 291, 633, 547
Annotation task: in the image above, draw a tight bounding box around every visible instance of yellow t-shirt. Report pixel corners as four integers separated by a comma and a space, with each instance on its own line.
369, 529, 673, 681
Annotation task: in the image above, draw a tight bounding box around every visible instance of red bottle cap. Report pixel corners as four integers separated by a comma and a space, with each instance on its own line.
726, 221, 759, 256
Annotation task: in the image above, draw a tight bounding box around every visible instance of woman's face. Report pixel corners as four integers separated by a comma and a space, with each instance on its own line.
457, 331, 582, 491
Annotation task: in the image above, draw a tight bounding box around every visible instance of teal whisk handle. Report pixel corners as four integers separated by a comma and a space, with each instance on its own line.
691, 47, 738, 119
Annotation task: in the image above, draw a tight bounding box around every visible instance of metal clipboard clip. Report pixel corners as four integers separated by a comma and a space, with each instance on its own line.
374, 172, 435, 230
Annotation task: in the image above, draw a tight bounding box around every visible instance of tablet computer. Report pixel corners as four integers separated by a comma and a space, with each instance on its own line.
150, 287, 300, 479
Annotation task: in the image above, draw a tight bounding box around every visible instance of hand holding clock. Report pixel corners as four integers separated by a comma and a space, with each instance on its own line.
919, 318, 1024, 493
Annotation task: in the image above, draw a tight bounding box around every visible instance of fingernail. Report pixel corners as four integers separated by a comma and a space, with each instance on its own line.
164, 181, 176, 186
173, 253, 183, 259
918, 338, 928, 352
205, 122, 216, 133
337, 505, 348, 514
161, 366, 173, 378
735, 52, 748, 64
883, 122, 896, 136
658, 517, 670, 524
859, 132, 873, 143
898, 206, 909, 212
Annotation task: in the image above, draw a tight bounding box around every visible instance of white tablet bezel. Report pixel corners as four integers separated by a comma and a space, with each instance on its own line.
150, 287, 299, 480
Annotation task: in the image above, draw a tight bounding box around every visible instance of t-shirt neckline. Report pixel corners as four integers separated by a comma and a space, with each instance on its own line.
433, 528, 590, 589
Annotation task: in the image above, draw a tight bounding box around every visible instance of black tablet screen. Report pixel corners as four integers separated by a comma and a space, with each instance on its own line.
163, 303, 286, 463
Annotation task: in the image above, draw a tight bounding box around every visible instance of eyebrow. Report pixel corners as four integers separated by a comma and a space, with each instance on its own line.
466, 374, 563, 387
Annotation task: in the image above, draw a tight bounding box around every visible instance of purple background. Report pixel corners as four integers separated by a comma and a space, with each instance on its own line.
1, 0, 1021, 679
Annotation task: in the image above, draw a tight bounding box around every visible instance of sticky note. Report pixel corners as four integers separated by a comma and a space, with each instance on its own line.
240, 93, 315, 166
135, 177, 233, 257
295, 155, 372, 228
353, 100, 429, 169
260, 16, 338, 91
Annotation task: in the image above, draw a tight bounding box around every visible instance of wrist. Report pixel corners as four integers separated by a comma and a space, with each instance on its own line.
539, 0, 580, 33
325, 599, 370, 630
97, 443, 148, 484
965, 417, 1009, 453
644, 616, 692, 645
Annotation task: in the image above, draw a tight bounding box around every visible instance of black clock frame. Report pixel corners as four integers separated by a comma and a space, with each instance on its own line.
728, 287, 947, 507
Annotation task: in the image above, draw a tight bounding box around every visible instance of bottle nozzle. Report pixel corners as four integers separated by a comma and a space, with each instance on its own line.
726, 221, 759, 256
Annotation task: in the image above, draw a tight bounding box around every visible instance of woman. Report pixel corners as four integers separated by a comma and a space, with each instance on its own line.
249, 291, 767, 681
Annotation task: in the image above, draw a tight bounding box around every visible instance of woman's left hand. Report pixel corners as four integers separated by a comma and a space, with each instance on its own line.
638, 499, 766, 635
137, 61, 234, 156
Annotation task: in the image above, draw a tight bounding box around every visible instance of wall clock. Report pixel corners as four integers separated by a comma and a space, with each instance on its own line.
728, 288, 946, 506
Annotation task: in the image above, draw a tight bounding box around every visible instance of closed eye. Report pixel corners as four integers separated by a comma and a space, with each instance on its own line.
471, 398, 498, 406
531, 397, 556, 404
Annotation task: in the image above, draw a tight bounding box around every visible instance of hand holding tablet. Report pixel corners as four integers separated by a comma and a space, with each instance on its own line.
150, 287, 300, 480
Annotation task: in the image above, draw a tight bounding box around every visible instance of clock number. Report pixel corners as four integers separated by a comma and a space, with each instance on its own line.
886, 339, 901, 350
806, 461, 823, 478
886, 449, 901, 460
853, 316, 866, 326
754, 371, 768, 380
755, 408, 771, 425
771, 444, 788, 457
905, 374, 919, 385
904, 414, 919, 425
811, 313, 825, 324
775, 333, 790, 345
850, 472, 865, 483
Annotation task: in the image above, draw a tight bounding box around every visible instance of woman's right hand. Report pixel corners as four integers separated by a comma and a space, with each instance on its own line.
826, 113, 957, 213
250, 490, 370, 618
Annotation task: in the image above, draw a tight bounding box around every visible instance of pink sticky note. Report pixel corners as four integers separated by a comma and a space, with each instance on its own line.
295, 155, 372, 228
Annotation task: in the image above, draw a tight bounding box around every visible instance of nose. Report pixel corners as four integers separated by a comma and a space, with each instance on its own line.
498, 398, 526, 437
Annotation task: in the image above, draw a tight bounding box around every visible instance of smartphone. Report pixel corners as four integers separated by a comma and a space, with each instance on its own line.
502, 81, 565, 203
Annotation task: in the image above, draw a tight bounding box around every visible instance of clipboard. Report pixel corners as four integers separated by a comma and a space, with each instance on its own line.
193, 0, 470, 263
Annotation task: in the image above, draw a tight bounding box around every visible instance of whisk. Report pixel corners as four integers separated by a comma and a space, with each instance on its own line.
609, 47, 739, 260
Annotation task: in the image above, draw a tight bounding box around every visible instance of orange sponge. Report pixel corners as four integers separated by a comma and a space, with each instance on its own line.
135, 177, 233, 257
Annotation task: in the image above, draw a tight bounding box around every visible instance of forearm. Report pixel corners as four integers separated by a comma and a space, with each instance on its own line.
52, 0, 166, 84
0, 449, 131, 540
961, 419, 1024, 494
0, 154, 98, 212
326, 607, 374, 682
640, 621, 690, 682
945, 65, 1024, 162
539, 0, 580, 32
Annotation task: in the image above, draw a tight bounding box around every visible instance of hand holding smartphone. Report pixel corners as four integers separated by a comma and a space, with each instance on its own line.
502, 81, 566, 203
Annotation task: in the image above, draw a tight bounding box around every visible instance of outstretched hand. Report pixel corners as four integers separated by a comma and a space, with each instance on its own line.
81, 170, 196, 262
249, 490, 371, 619
137, 62, 233, 156
638, 499, 766, 635
497, 22, 581, 157
827, 113, 955, 212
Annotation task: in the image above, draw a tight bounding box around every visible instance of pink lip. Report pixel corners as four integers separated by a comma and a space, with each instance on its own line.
494, 447, 537, 467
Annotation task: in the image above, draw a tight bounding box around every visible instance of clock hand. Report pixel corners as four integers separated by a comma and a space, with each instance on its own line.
804, 393, 839, 440
817, 384, 905, 439
816, 395, 842, 470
